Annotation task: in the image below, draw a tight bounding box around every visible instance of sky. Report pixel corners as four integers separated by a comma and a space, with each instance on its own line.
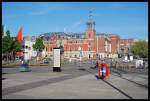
2, 2, 148, 40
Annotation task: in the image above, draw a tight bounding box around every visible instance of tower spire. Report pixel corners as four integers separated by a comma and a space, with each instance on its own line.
89, 9, 92, 20
86, 9, 95, 31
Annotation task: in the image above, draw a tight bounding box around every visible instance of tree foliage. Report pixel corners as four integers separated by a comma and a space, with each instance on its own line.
2, 30, 14, 53
33, 37, 45, 52
131, 40, 148, 58
2, 30, 22, 53
2, 30, 23, 62
13, 39, 22, 52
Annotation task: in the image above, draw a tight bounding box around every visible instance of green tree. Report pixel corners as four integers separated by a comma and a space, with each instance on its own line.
2, 30, 22, 63
11, 39, 22, 61
2, 30, 14, 62
131, 40, 148, 58
33, 37, 45, 61
13, 39, 22, 52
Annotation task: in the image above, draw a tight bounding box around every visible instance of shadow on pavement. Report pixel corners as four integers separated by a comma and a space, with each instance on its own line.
2, 78, 7, 80
78, 68, 86, 71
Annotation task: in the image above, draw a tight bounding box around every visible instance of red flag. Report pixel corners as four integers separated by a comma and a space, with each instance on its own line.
17, 27, 23, 44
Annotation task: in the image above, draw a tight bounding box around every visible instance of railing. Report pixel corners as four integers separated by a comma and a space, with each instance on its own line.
110, 62, 148, 74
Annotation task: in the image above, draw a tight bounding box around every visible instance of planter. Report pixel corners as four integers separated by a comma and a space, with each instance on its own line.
20, 64, 30, 72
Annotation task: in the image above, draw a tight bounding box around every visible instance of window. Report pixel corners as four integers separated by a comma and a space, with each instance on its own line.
89, 48, 91, 51
70, 47, 72, 51
75, 47, 77, 51
89, 34, 91, 38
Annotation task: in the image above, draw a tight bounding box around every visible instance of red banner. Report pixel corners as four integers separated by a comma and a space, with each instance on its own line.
17, 27, 23, 44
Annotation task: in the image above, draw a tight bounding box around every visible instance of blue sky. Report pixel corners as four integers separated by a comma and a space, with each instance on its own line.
2, 2, 148, 40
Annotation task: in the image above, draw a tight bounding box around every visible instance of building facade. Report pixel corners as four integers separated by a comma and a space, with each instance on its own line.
23, 36, 37, 60
41, 11, 135, 60
119, 38, 135, 57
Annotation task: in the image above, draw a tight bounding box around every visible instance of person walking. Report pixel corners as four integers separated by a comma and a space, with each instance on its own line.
109, 59, 113, 73
94, 61, 99, 69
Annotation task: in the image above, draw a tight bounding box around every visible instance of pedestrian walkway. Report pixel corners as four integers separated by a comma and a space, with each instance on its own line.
2, 64, 148, 99
2, 74, 127, 99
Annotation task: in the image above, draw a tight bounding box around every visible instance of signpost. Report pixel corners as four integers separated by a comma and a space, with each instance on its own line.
53, 48, 61, 72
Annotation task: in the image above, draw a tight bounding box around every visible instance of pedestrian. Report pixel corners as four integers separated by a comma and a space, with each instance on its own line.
143, 61, 145, 69
79, 56, 82, 67
95, 61, 99, 69
75, 59, 77, 65
109, 59, 113, 73
115, 60, 117, 69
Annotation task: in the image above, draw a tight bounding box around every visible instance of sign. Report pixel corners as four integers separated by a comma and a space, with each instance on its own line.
124, 56, 128, 61
130, 56, 133, 61
53, 48, 60, 67
97, 63, 109, 79
100, 67, 106, 75
53, 48, 61, 72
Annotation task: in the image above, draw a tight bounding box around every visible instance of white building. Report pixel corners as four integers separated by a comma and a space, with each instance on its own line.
23, 36, 37, 61
2, 25, 7, 38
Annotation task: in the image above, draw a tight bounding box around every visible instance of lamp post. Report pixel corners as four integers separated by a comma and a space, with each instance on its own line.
78, 46, 82, 67
59, 44, 64, 66
104, 43, 109, 59
88, 43, 92, 64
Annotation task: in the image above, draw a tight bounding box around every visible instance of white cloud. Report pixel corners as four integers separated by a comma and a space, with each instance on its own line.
70, 21, 82, 30
30, 10, 49, 15
72, 21, 82, 28
62, 21, 83, 33
29, 5, 66, 16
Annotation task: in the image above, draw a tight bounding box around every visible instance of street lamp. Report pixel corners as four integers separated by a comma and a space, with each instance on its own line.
59, 43, 64, 66
104, 43, 109, 59
88, 43, 93, 65
78, 46, 82, 67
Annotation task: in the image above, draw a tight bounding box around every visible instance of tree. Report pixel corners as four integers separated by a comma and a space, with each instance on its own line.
2, 30, 22, 62
13, 39, 22, 52
33, 37, 45, 61
11, 39, 22, 60
131, 40, 148, 58
2, 30, 14, 62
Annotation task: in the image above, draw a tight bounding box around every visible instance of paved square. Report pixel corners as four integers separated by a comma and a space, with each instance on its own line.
2, 65, 148, 99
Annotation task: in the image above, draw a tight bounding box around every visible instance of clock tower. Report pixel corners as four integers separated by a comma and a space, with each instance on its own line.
85, 10, 96, 39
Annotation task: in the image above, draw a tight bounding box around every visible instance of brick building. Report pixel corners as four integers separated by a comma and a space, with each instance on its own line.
41, 11, 135, 60
119, 38, 135, 57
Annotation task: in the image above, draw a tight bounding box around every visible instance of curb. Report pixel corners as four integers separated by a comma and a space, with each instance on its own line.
2, 64, 50, 68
